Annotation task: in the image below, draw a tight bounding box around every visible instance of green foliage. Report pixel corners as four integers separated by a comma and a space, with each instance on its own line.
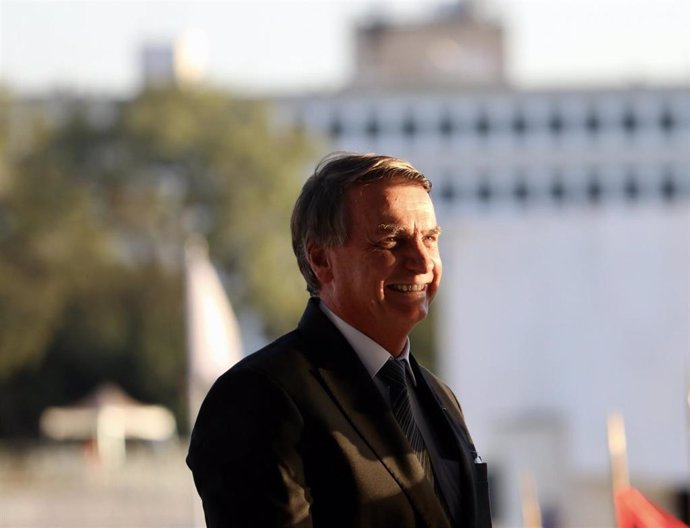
116, 88, 312, 336
409, 309, 437, 372
0, 98, 109, 378
0, 87, 315, 436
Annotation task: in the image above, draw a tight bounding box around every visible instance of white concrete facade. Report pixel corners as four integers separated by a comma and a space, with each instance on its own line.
277, 85, 690, 526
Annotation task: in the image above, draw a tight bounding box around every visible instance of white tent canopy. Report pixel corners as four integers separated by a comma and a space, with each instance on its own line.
40, 383, 176, 466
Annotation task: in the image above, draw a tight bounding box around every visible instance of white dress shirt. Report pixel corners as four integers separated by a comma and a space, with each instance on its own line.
319, 301, 418, 402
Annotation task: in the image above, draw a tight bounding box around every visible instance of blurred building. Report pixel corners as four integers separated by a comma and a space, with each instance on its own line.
275, 2, 690, 526
140, 30, 208, 88
353, 0, 504, 90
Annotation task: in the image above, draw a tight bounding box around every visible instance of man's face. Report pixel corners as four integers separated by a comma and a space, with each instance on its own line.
315, 181, 442, 350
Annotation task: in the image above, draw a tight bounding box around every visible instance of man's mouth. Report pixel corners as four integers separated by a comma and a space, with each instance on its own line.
387, 284, 427, 293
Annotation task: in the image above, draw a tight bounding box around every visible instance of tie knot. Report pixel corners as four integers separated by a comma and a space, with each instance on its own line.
377, 358, 407, 388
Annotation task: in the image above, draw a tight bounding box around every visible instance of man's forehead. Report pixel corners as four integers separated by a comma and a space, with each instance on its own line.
345, 181, 439, 228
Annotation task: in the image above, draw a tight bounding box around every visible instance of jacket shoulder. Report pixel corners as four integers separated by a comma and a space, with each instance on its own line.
209, 328, 314, 398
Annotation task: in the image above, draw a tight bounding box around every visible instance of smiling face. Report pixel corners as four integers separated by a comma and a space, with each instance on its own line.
309, 180, 442, 355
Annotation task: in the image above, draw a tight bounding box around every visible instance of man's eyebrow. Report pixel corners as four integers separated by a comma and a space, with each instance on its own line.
377, 224, 405, 235
376, 224, 442, 236
378, 224, 405, 233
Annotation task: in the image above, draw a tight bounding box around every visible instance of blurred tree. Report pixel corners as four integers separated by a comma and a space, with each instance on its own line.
0, 87, 315, 436
115, 88, 313, 335
0, 93, 111, 379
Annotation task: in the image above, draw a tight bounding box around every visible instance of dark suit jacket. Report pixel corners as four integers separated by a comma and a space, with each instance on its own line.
187, 299, 491, 528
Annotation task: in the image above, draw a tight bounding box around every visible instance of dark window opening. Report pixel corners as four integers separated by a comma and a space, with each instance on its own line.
585, 111, 600, 134
513, 178, 530, 203
365, 115, 379, 138
621, 109, 637, 134
586, 174, 603, 204
440, 182, 456, 202
623, 173, 639, 201
550, 174, 566, 203
439, 114, 454, 137
402, 115, 417, 138
475, 113, 491, 137
329, 115, 343, 138
512, 112, 528, 135
660, 171, 677, 202
549, 112, 564, 135
659, 109, 676, 134
477, 179, 492, 203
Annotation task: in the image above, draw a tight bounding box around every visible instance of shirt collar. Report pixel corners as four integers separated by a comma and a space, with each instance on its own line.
319, 301, 416, 386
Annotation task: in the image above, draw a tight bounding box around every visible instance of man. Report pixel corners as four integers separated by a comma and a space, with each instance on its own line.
187, 153, 491, 527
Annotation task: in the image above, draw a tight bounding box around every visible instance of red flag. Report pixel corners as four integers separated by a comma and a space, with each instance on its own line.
615, 487, 688, 528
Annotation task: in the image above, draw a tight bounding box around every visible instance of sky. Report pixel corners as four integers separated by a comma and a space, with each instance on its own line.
1, 0, 690, 97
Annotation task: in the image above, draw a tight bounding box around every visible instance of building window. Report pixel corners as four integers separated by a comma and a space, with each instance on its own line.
548, 111, 564, 136
511, 111, 528, 136
402, 114, 417, 138
440, 181, 456, 203
586, 171, 603, 204
623, 171, 640, 202
476, 177, 493, 203
659, 108, 676, 134
621, 108, 638, 135
439, 113, 454, 137
329, 114, 343, 139
585, 110, 600, 135
513, 175, 530, 204
660, 169, 677, 202
475, 112, 491, 137
365, 113, 379, 138
550, 172, 567, 204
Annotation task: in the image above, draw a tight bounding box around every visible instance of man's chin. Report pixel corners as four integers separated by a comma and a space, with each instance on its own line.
388, 303, 429, 326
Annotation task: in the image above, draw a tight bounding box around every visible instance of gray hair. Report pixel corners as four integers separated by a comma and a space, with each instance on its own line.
290, 152, 432, 296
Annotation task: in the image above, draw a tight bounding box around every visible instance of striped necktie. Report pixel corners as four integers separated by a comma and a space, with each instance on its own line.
377, 358, 435, 486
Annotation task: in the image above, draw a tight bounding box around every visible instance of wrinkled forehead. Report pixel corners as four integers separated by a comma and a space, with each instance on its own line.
344, 180, 438, 229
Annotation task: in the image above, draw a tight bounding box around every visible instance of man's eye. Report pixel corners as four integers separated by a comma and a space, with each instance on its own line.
380, 237, 397, 247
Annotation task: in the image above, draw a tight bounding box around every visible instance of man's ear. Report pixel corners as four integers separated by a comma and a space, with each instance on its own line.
307, 244, 333, 286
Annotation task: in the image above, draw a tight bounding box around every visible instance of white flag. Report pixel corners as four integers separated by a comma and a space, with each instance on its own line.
185, 235, 244, 424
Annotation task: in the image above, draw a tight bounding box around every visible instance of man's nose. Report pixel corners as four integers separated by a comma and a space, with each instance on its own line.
404, 238, 434, 273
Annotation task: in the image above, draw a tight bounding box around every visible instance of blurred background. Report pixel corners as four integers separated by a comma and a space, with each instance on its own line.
1, 0, 688, 527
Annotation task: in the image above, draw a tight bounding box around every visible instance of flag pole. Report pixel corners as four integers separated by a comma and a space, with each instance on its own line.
608, 411, 630, 527
608, 411, 630, 494
520, 471, 542, 528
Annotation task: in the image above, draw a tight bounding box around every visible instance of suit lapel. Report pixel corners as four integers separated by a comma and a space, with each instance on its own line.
298, 300, 451, 528
415, 359, 482, 527
412, 356, 476, 455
